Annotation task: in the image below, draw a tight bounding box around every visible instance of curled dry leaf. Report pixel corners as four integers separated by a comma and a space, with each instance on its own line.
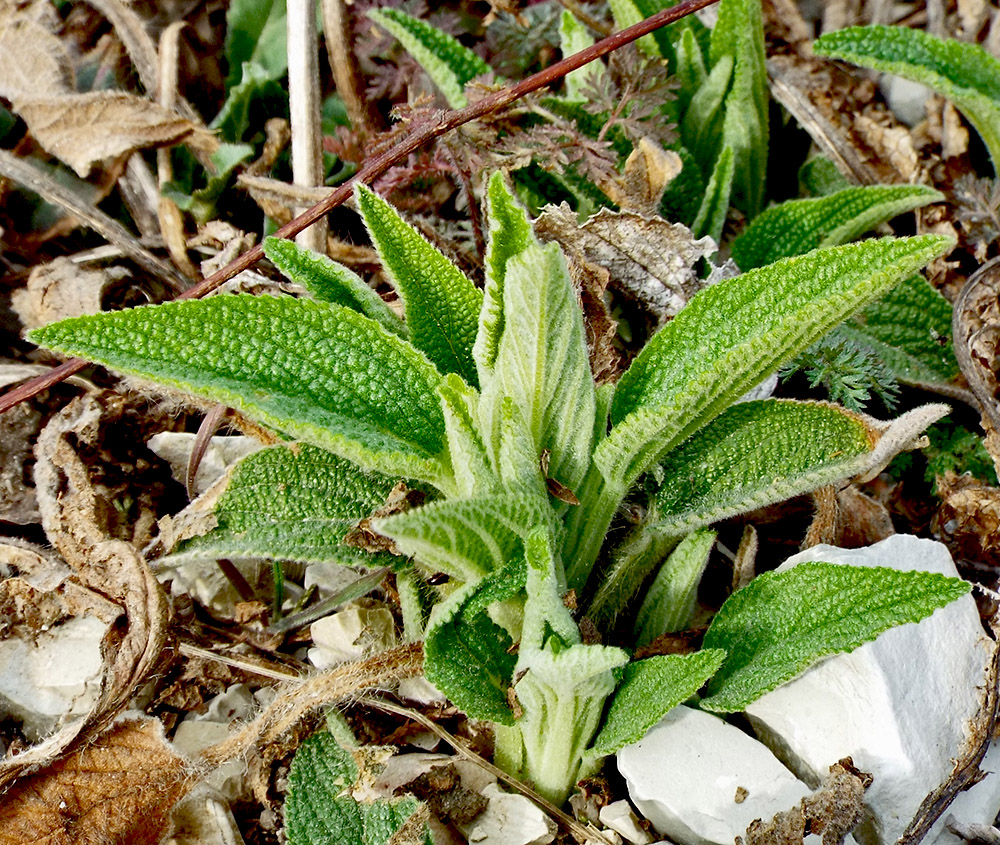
15, 92, 196, 178
534, 205, 716, 324
805, 484, 895, 550
0, 395, 171, 791
0, 15, 73, 102
12, 258, 131, 330
603, 137, 683, 217
0, 718, 189, 845
953, 256, 1000, 473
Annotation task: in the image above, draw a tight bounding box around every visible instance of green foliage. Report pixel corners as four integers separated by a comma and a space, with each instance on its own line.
368, 7, 491, 108
286, 731, 428, 845
29, 176, 961, 807
814, 25, 1000, 172
700, 562, 970, 712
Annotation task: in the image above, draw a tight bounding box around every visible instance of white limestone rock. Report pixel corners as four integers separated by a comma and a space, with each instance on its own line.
147, 432, 262, 497
308, 602, 397, 669
744, 535, 998, 845
459, 783, 556, 845
617, 705, 813, 845
599, 800, 653, 844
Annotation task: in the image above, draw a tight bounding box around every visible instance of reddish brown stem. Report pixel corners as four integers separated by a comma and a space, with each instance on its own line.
1, 0, 718, 416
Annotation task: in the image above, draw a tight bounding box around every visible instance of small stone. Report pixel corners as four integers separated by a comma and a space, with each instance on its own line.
617, 705, 812, 845
599, 800, 653, 844
459, 783, 557, 845
308, 602, 397, 669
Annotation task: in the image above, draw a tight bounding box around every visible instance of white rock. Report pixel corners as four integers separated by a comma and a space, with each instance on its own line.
166, 783, 247, 845
617, 705, 812, 845
744, 535, 998, 845
308, 603, 397, 669
459, 783, 556, 845
879, 75, 933, 127
599, 800, 653, 844
147, 432, 262, 497
0, 614, 106, 740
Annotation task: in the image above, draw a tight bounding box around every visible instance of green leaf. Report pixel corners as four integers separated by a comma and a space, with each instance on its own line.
263, 237, 404, 337
286, 731, 427, 845
633, 528, 717, 646
647, 399, 949, 538
814, 25, 1000, 171
367, 7, 491, 109
844, 275, 959, 387
681, 54, 733, 170
167, 444, 397, 566
423, 573, 520, 725
691, 144, 733, 242
475, 173, 537, 378
708, 0, 768, 217
212, 61, 287, 143
596, 235, 953, 490
559, 10, 601, 100
731, 184, 944, 270
224, 0, 287, 90
520, 527, 578, 656
356, 184, 482, 388
29, 295, 452, 486
162, 143, 254, 224
438, 374, 494, 497
799, 156, 852, 197
700, 562, 970, 712
374, 489, 549, 582
590, 649, 725, 756
480, 242, 597, 493
675, 26, 707, 113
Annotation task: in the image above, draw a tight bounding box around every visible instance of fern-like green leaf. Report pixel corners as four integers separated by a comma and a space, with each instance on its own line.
368, 7, 490, 108
29, 295, 451, 485
169, 444, 399, 566
700, 562, 969, 712
731, 184, 943, 270
263, 237, 404, 336
356, 184, 482, 387
814, 25, 1000, 170
596, 235, 953, 490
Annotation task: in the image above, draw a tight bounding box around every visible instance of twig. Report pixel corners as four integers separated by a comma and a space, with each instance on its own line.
0, 0, 720, 416
356, 695, 613, 845
288, 0, 328, 253
321, 0, 379, 133
555, 0, 613, 37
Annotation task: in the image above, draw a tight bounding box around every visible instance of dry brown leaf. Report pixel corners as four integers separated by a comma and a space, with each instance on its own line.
16, 92, 195, 177
534, 205, 716, 324
0, 718, 189, 845
805, 484, 895, 549
603, 137, 682, 217
0, 16, 73, 102
0, 395, 172, 791
12, 257, 131, 330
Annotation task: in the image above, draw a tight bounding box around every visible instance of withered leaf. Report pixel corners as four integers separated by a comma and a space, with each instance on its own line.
0, 17, 73, 102
0, 719, 189, 845
16, 92, 196, 177
535, 205, 715, 324
12, 258, 131, 330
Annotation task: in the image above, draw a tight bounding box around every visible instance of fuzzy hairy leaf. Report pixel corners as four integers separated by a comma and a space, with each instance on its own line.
264, 237, 403, 337
356, 185, 482, 387
480, 242, 596, 493
424, 574, 520, 725
844, 275, 959, 387
731, 185, 944, 270
560, 10, 600, 101
367, 7, 490, 108
168, 444, 398, 566
647, 400, 949, 537
374, 490, 549, 582
596, 235, 953, 489
590, 649, 725, 756
633, 528, 716, 646
692, 144, 733, 241
700, 562, 969, 712
475, 173, 536, 378
708, 0, 768, 217
286, 731, 426, 845
814, 25, 1000, 170
29, 295, 451, 485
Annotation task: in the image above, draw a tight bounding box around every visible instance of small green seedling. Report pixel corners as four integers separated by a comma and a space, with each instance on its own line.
30, 174, 967, 805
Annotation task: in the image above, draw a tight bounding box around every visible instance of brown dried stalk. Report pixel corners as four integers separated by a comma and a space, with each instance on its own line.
0, 0, 719, 416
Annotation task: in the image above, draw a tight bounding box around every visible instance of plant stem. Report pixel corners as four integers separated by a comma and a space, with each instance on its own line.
563, 467, 624, 592
0, 0, 720, 416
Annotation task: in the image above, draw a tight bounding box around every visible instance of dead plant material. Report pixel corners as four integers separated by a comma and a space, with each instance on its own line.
534, 205, 716, 324
0, 718, 189, 845
953, 256, 1000, 476
0, 395, 172, 791
934, 471, 1000, 565
12, 258, 131, 330
738, 758, 871, 845
805, 485, 894, 549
